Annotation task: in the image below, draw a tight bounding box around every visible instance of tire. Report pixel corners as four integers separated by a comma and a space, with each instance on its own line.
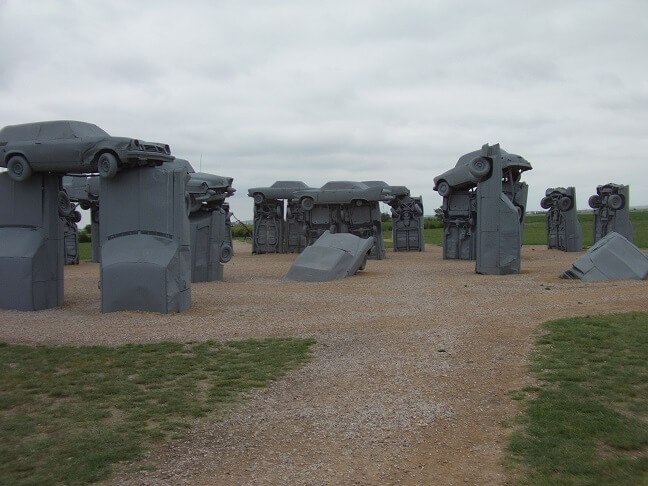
588, 195, 601, 208
301, 197, 314, 211
540, 196, 552, 210
219, 244, 233, 263
558, 196, 573, 212
79, 201, 90, 210
72, 210, 82, 223
436, 180, 451, 197
58, 191, 73, 217
98, 153, 119, 178
468, 157, 491, 180
354, 199, 365, 207
253, 193, 264, 205
607, 194, 624, 210
6, 155, 32, 182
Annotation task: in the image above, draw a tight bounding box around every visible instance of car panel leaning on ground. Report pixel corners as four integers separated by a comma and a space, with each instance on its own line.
292, 181, 395, 210
0, 120, 174, 181
433, 147, 532, 196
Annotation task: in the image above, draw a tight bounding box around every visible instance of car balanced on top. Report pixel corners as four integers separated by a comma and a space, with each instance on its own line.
0, 120, 174, 181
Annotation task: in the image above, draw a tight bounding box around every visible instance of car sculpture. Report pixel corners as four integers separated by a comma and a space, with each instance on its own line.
248, 181, 311, 205
0, 120, 174, 181
175, 159, 235, 212
433, 147, 532, 197
541, 187, 575, 212
588, 183, 626, 211
292, 181, 394, 211
362, 180, 411, 198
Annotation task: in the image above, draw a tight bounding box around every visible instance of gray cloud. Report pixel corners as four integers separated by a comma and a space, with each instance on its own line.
1, 0, 647, 223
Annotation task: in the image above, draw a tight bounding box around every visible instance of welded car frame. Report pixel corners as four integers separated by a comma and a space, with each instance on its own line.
0, 120, 174, 181
292, 181, 394, 211
248, 181, 311, 205
433, 145, 532, 197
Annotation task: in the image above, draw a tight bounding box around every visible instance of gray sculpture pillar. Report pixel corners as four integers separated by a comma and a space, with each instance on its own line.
190, 207, 233, 282
340, 201, 386, 260
90, 208, 101, 262
100, 164, 191, 313
63, 219, 80, 265
475, 144, 522, 275
590, 184, 633, 243
391, 196, 425, 252
0, 173, 64, 310
541, 187, 583, 252
252, 199, 284, 254
442, 191, 476, 260
286, 201, 308, 253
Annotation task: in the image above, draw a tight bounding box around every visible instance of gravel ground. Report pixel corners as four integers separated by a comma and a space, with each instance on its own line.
2, 241, 647, 485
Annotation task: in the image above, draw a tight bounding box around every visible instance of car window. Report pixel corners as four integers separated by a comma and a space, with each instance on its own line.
37, 122, 73, 141
69, 122, 109, 138
0, 124, 40, 142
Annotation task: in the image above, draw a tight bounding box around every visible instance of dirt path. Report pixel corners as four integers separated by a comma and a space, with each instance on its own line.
2, 242, 646, 485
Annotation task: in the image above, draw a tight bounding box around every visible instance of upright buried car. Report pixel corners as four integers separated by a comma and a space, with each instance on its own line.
0, 120, 174, 181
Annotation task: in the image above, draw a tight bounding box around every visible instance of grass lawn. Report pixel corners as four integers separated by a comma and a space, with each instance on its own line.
0, 338, 315, 485
78, 242, 92, 261
508, 312, 648, 485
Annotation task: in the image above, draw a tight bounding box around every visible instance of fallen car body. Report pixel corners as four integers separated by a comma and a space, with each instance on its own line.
284, 231, 374, 282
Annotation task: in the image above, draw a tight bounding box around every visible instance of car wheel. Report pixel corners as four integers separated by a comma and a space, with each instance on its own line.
437, 181, 451, 197
253, 193, 264, 205
559, 196, 573, 212
588, 195, 601, 208
468, 157, 491, 180
98, 153, 119, 178
301, 197, 314, 211
72, 210, 82, 223
540, 196, 552, 209
354, 199, 365, 207
607, 194, 624, 210
79, 201, 90, 210
6, 155, 32, 182
58, 191, 73, 217
219, 244, 233, 263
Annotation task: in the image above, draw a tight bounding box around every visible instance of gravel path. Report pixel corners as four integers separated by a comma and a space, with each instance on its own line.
2, 242, 646, 485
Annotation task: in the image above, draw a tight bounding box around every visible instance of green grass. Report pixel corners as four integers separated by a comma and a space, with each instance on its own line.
78, 242, 92, 261
507, 312, 648, 485
0, 338, 315, 485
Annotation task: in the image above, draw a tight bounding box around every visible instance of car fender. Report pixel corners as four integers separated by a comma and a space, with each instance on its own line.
2, 150, 29, 165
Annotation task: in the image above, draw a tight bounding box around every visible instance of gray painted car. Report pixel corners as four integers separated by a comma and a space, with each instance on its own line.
292, 181, 394, 210
0, 120, 174, 181
175, 159, 235, 211
284, 231, 374, 282
433, 147, 532, 196
248, 181, 311, 204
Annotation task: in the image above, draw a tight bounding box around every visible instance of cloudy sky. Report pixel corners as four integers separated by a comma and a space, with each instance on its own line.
1, 0, 646, 222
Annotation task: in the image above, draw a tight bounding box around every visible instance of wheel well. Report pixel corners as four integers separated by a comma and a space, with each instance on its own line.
4, 151, 28, 164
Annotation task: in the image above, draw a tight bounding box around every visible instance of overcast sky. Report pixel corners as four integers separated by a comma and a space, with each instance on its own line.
1, 0, 647, 223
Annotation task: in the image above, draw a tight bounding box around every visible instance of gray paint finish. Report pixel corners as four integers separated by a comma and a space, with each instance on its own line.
541, 187, 583, 252
589, 183, 633, 243
0, 173, 64, 311
100, 164, 191, 313
284, 231, 373, 282
562, 232, 648, 281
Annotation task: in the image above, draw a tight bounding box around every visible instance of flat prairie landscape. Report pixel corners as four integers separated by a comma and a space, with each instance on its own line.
1, 242, 647, 485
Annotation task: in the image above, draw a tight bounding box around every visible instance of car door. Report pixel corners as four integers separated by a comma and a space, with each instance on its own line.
31, 122, 82, 170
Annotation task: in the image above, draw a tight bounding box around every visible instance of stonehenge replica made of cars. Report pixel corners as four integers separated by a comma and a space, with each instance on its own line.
0, 117, 644, 313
